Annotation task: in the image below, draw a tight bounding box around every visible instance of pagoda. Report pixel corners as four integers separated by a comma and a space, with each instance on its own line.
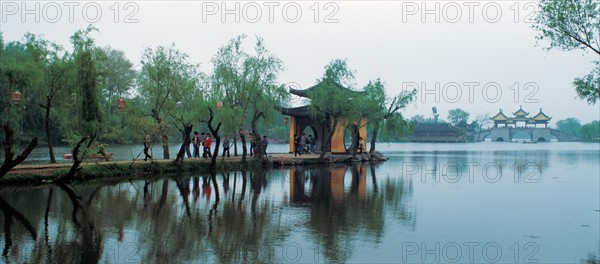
491, 107, 551, 128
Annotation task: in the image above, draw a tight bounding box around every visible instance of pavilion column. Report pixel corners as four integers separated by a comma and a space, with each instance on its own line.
289, 116, 296, 153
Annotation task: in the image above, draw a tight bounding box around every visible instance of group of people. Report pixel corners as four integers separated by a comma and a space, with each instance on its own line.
142, 131, 269, 161
293, 133, 364, 156
192, 131, 217, 159
249, 133, 269, 157
293, 133, 317, 156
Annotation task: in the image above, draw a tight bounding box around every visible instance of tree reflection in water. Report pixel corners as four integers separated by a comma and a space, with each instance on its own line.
0, 163, 416, 263
289, 163, 415, 263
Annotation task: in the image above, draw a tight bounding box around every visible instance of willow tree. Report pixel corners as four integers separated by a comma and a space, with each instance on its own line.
95, 47, 137, 144
244, 38, 287, 160
0, 35, 39, 177
308, 59, 359, 160
210, 35, 250, 161
138, 44, 199, 160
362, 79, 416, 154
170, 69, 203, 166
75, 39, 102, 137
534, 0, 600, 104
24, 33, 70, 163
54, 26, 104, 181
447, 108, 470, 126
210, 35, 286, 164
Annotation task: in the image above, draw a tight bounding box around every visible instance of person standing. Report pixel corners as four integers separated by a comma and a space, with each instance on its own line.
222, 136, 231, 158
249, 133, 255, 156
143, 132, 152, 161
262, 135, 269, 157
300, 133, 307, 154
203, 134, 213, 158
192, 131, 201, 158
358, 137, 364, 153
308, 135, 316, 154
201, 132, 207, 158
293, 134, 302, 157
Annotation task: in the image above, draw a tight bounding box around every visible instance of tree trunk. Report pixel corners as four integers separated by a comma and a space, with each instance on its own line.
239, 131, 247, 164
206, 107, 221, 170
319, 119, 338, 160
369, 121, 380, 154
0, 123, 38, 179
233, 137, 238, 156
174, 124, 192, 165
349, 124, 359, 158
43, 96, 57, 163
208, 130, 221, 170
6, 74, 13, 121
161, 130, 170, 160
56, 135, 91, 182
250, 111, 265, 161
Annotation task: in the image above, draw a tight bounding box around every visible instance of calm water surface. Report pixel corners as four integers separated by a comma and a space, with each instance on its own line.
0, 143, 598, 263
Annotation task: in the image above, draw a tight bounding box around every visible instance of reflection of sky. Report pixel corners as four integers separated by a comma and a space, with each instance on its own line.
391, 147, 599, 263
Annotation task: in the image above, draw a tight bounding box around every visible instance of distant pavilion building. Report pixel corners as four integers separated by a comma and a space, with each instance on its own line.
412, 122, 463, 143
491, 107, 551, 128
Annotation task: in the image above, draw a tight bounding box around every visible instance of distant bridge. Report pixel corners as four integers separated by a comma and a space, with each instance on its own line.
476, 128, 583, 142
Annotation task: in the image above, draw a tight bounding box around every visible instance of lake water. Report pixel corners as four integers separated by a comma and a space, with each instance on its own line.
0, 142, 598, 263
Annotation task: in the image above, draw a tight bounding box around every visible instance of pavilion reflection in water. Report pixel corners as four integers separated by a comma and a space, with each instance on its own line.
289, 164, 370, 204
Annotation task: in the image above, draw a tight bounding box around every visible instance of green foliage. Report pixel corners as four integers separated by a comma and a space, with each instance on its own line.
534, 0, 600, 54
138, 44, 202, 121
580, 120, 600, 139
534, 0, 600, 104
379, 112, 410, 140
556, 117, 600, 139
447, 108, 470, 126
137, 43, 203, 159
363, 79, 416, 147
323, 59, 356, 88
308, 59, 358, 124
362, 79, 387, 121
556, 117, 582, 135
574, 61, 600, 105
308, 78, 357, 125
411, 115, 426, 124
243, 37, 287, 126
209, 35, 287, 135
77, 50, 101, 127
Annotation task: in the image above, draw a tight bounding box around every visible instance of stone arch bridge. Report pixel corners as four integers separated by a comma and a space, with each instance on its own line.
476, 128, 582, 142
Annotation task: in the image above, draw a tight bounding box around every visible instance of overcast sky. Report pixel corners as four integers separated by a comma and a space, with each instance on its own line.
2, 1, 599, 124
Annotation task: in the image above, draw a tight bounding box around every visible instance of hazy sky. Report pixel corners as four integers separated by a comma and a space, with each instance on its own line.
2, 1, 599, 124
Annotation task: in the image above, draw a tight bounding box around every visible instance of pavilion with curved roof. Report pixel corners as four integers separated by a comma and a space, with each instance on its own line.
491, 107, 552, 128
281, 80, 367, 154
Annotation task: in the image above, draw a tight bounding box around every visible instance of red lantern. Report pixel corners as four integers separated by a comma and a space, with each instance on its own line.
117, 98, 126, 112
12, 91, 21, 105
283, 117, 289, 126
216, 100, 223, 110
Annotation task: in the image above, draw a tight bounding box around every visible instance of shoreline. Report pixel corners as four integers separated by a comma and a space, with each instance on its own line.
0, 153, 383, 186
